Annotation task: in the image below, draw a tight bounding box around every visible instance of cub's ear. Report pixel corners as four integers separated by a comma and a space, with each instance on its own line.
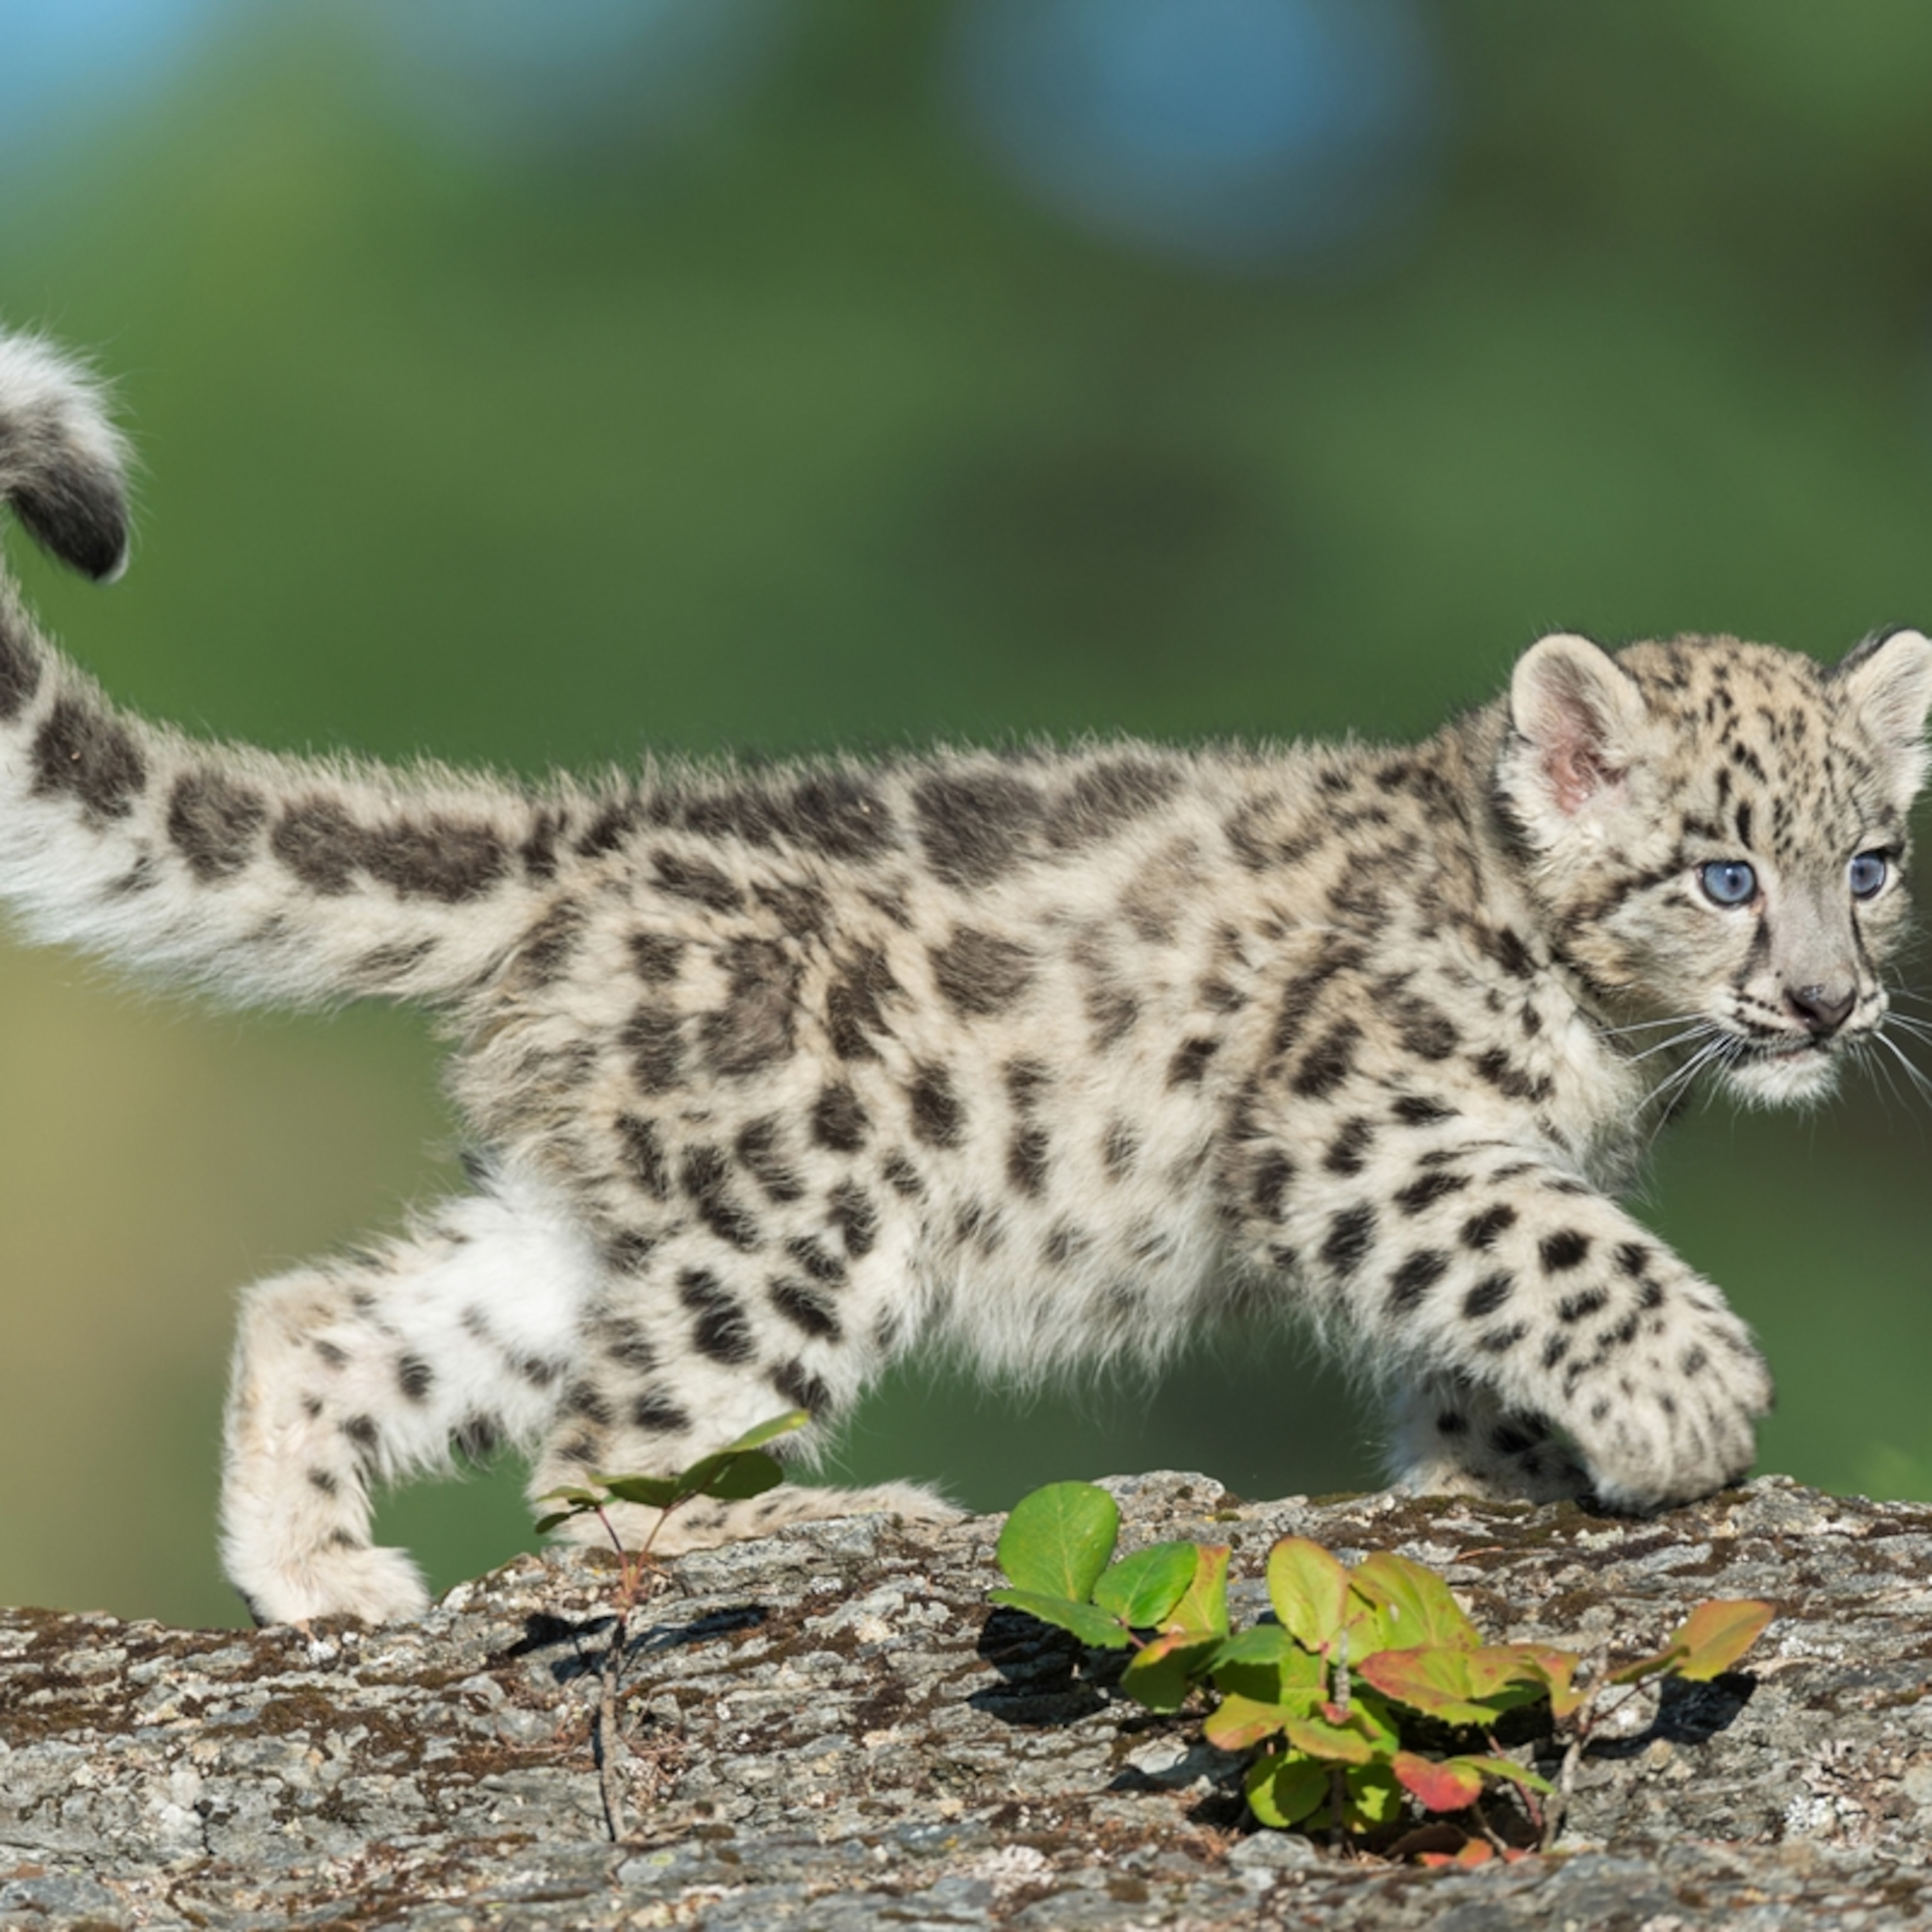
1836, 625, 1932, 808
1506, 631, 1647, 819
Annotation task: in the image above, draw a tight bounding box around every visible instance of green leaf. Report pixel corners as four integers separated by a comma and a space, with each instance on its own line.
987, 1587, 1132, 1650
1169, 1543, 1231, 1640
594, 1473, 683, 1509
1504, 1642, 1587, 1721
1121, 1626, 1220, 1713
1350, 1552, 1480, 1651
1342, 1762, 1405, 1830
531, 1509, 579, 1534
1212, 1626, 1326, 1707
1092, 1542, 1198, 1628
1279, 1708, 1382, 1765
1449, 1753, 1554, 1798
1665, 1599, 1775, 1682
671, 1447, 785, 1504
997, 1482, 1120, 1601
1265, 1538, 1353, 1653
1392, 1751, 1484, 1812
1244, 1750, 1329, 1829
716, 1409, 811, 1455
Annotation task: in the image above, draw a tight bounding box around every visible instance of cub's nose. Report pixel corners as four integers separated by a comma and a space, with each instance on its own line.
1786, 982, 1855, 1035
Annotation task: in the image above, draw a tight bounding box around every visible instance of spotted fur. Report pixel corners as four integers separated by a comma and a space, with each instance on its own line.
4, 331, 1930, 1624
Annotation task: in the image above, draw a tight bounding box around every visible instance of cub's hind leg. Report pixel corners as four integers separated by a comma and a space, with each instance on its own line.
221, 1163, 601, 1624
528, 1221, 955, 1558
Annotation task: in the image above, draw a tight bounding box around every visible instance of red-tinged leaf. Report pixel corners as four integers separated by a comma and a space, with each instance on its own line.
1421, 1839, 1494, 1869
1503, 1643, 1587, 1719
1392, 1751, 1484, 1813
987, 1587, 1131, 1650
996, 1483, 1120, 1601
1244, 1750, 1329, 1829
1666, 1599, 1775, 1681
1266, 1537, 1353, 1652
1357, 1646, 1521, 1725
1204, 1691, 1297, 1752
1351, 1552, 1481, 1650
1092, 1541, 1198, 1628
1170, 1543, 1231, 1640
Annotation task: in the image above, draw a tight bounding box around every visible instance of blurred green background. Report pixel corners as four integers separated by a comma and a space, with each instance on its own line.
5, 1, 1932, 1628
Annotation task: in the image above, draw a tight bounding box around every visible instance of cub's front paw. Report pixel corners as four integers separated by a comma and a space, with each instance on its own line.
229, 1543, 431, 1626
1571, 1315, 1772, 1513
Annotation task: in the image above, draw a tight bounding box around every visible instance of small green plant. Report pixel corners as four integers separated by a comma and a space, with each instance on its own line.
536, 1409, 810, 1840
992, 1480, 1772, 1863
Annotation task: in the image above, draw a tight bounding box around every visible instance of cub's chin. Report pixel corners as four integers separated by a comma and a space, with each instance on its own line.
1722, 1038, 1843, 1108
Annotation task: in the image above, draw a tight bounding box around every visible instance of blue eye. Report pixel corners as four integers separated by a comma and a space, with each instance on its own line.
1699, 860, 1757, 907
1849, 851, 1889, 899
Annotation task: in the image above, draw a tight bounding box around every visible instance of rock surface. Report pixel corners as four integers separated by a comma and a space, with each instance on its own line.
4, 1474, 1932, 1928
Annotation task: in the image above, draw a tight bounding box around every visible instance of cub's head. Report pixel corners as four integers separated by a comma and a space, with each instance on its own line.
1496, 626, 1932, 1105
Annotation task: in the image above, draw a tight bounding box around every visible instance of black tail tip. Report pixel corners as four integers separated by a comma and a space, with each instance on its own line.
0, 330, 133, 582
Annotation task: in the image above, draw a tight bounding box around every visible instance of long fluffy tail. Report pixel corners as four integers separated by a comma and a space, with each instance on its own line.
0, 330, 565, 1009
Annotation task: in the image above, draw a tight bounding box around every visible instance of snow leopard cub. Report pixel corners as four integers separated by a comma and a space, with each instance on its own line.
3, 333, 1929, 1626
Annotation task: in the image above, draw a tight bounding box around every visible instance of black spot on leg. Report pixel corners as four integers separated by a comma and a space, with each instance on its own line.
680, 1146, 762, 1251
1435, 1410, 1467, 1436
770, 1277, 842, 1341
1539, 1230, 1592, 1273
1167, 1036, 1219, 1087
1386, 1249, 1449, 1314
830, 1182, 879, 1258
167, 772, 267, 879
1557, 1287, 1611, 1324
785, 1235, 847, 1284
342, 1415, 380, 1454
1460, 1204, 1518, 1250
1250, 1151, 1295, 1221
1007, 1124, 1050, 1195
1462, 1272, 1513, 1318
32, 699, 146, 818
1323, 1118, 1374, 1176
1321, 1205, 1375, 1277
1102, 1122, 1140, 1179
397, 1355, 435, 1401
1614, 1242, 1650, 1277
630, 1389, 692, 1433
565, 1380, 616, 1428
736, 1116, 805, 1204
1392, 1094, 1456, 1126
772, 1360, 832, 1419
1395, 1169, 1470, 1215
679, 1269, 756, 1365
308, 1468, 338, 1496
1490, 1423, 1537, 1458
